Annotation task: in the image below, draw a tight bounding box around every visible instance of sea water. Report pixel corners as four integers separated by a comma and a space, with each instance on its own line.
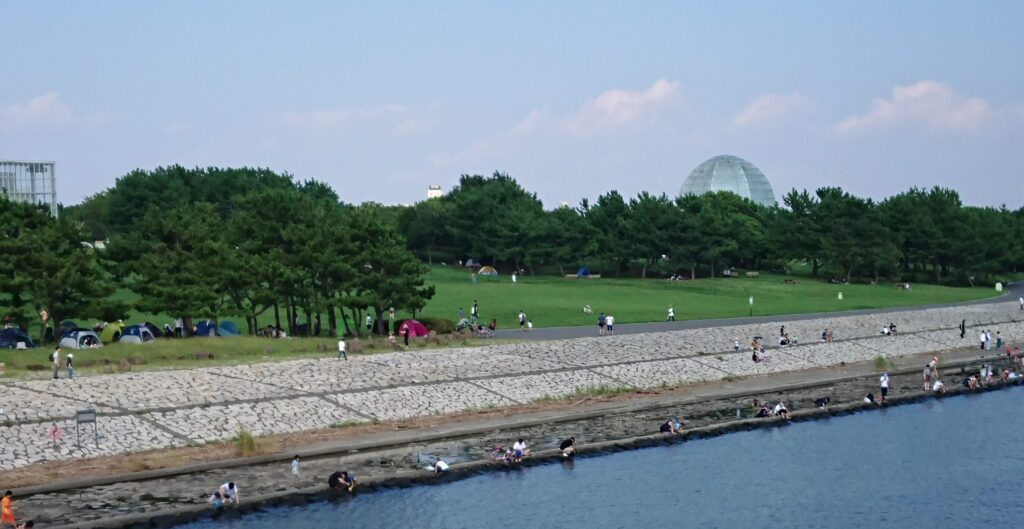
182, 387, 1024, 529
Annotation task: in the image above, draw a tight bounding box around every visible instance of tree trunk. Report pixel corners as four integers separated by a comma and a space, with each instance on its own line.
273, 303, 281, 330
304, 307, 313, 337
641, 259, 649, 279
557, 264, 565, 277
327, 304, 338, 337
710, 261, 715, 278
245, 315, 255, 336
339, 308, 353, 337
812, 258, 820, 277
691, 264, 696, 280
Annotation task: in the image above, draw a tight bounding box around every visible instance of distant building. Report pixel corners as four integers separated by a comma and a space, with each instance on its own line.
427, 185, 443, 199
0, 160, 58, 215
679, 155, 775, 207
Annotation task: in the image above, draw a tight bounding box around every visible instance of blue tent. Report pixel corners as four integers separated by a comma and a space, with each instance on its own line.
578, 267, 591, 277
219, 320, 241, 336
61, 320, 79, 329
195, 320, 217, 337
120, 325, 156, 344
0, 328, 35, 349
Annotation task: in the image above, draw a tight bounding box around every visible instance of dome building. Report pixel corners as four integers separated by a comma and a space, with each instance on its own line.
679, 155, 776, 207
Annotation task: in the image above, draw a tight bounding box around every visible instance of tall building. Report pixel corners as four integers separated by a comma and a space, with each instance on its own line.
679, 155, 776, 207
427, 185, 442, 199
0, 160, 58, 216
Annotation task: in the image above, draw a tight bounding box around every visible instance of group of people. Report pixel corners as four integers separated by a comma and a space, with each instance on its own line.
47, 346, 74, 380
598, 313, 616, 336
819, 328, 834, 343
754, 401, 789, 419
881, 322, 898, 336
978, 329, 1002, 351
750, 337, 767, 363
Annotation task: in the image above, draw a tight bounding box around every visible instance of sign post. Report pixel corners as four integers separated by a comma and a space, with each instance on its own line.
76, 409, 98, 448
838, 292, 843, 301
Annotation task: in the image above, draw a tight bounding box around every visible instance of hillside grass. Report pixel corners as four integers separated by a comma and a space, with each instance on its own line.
416, 266, 995, 329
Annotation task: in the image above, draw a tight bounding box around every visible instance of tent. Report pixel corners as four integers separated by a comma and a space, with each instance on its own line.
195, 320, 217, 337
478, 266, 498, 276
219, 320, 241, 336
578, 267, 591, 277
61, 320, 79, 329
141, 322, 164, 338
398, 320, 430, 338
0, 328, 35, 349
119, 325, 156, 344
59, 328, 102, 349
100, 322, 127, 343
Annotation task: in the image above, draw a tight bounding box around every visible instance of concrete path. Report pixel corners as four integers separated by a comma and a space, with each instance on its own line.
1, 298, 1022, 471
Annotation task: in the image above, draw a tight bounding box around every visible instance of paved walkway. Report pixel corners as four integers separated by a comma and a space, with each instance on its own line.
1, 300, 1022, 471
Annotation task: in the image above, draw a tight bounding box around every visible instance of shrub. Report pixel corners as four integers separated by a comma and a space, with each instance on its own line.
874, 356, 893, 371
418, 317, 456, 334
234, 428, 258, 456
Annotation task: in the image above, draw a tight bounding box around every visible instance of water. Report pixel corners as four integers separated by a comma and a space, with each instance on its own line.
183, 388, 1024, 529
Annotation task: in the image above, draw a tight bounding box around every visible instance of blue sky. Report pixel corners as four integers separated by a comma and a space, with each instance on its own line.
2, 1, 1022, 207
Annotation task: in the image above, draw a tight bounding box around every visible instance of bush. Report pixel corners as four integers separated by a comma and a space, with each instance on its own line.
234, 428, 258, 456
417, 317, 456, 334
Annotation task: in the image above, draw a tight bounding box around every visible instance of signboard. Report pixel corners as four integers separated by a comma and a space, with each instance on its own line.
838, 292, 844, 300
76, 409, 99, 447
996, 282, 1003, 292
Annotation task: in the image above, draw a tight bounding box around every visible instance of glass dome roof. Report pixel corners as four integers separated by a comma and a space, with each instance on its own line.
679, 155, 776, 207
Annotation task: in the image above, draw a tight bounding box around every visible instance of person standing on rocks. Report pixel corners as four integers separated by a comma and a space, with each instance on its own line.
50, 347, 60, 380
337, 337, 347, 361
66, 352, 74, 380
291, 455, 301, 486
879, 372, 890, 403
960, 319, 966, 339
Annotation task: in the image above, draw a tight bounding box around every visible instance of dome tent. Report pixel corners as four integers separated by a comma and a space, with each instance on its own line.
680, 155, 776, 207
119, 325, 156, 344
577, 267, 591, 277
478, 266, 498, 276
60, 328, 102, 349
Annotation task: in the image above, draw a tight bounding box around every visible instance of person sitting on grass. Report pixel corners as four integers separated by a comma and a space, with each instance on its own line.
328, 470, 356, 492
773, 401, 789, 419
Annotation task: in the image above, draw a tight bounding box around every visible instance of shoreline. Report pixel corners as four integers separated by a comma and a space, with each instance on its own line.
23, 351, 1020, 529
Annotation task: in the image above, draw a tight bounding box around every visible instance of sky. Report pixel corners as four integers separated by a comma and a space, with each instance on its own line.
2, 1, 1023, 208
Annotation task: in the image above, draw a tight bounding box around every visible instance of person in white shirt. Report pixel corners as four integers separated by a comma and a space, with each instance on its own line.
605, 314, 615, 334
1019, 296, 1023, 311
365, 315, 373, 334
431, 459, 450, 473
667, 306, 675, 322
291, 455, 301, 485
511, 439, 529, 462
337, 338, 347, 361
879, 372, 890, 402
932, 379, 945, 393
219, 482, 240, 505
51, 347, 60, 380
979, 331, 986, 350
773, 401, 789, 419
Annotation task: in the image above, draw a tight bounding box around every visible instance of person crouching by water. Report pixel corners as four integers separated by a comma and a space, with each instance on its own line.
560, 437, 577, 457
218, 482, 240, 506
660, 417, 683, 434
773, 401, 789, 419
512, 439, 530, 462
814, 396, 831, 410
328, 470, 356, 492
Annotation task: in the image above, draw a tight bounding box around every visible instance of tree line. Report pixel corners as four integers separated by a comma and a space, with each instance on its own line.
3, 166, 1021, 338
397, 172, 1024, 284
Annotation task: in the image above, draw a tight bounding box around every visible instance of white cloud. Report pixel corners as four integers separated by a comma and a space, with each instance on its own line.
567, 79, 681, 134
733, 93, 813, 128
282, 104, 406, 130
393, 118, 433, 136
835, 81, 993, 134
0, 91, 73, 132
430, 110, 544, 167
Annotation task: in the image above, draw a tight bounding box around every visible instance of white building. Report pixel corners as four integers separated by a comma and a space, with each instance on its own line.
0, 160, 58, 216
427, 185, 442, 199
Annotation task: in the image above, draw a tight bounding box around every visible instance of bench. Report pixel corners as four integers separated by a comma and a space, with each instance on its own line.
565, 274, 602, 279
745, 271, 760, 277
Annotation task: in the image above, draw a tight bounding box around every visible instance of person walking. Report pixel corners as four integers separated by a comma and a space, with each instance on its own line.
667, 306, 675, 322
337, 337, 347, 361
50, 347, 60, 380
66, 352, 74, 380
879, 372, 890, 403
959, 319, 966, 339
365, 314, 373, 334
1019, 296, 1023, 311
2, 490, 16, 528
979, 331, 986, 350
291, 455, 301, 486
518, 310, 527, 332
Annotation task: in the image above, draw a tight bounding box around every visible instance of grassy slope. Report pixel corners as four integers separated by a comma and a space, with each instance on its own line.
417, 266, 995, 329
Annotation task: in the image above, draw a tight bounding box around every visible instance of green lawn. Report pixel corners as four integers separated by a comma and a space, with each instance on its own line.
416, 266, 996, 329
0, 335, 507, 379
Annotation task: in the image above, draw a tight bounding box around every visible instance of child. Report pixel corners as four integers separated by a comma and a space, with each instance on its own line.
291, 455, 301, 486
210, 491, 224, 510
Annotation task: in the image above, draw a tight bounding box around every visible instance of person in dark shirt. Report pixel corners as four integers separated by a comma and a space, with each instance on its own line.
328, 470, 356, 492
559, 437, 577, 457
